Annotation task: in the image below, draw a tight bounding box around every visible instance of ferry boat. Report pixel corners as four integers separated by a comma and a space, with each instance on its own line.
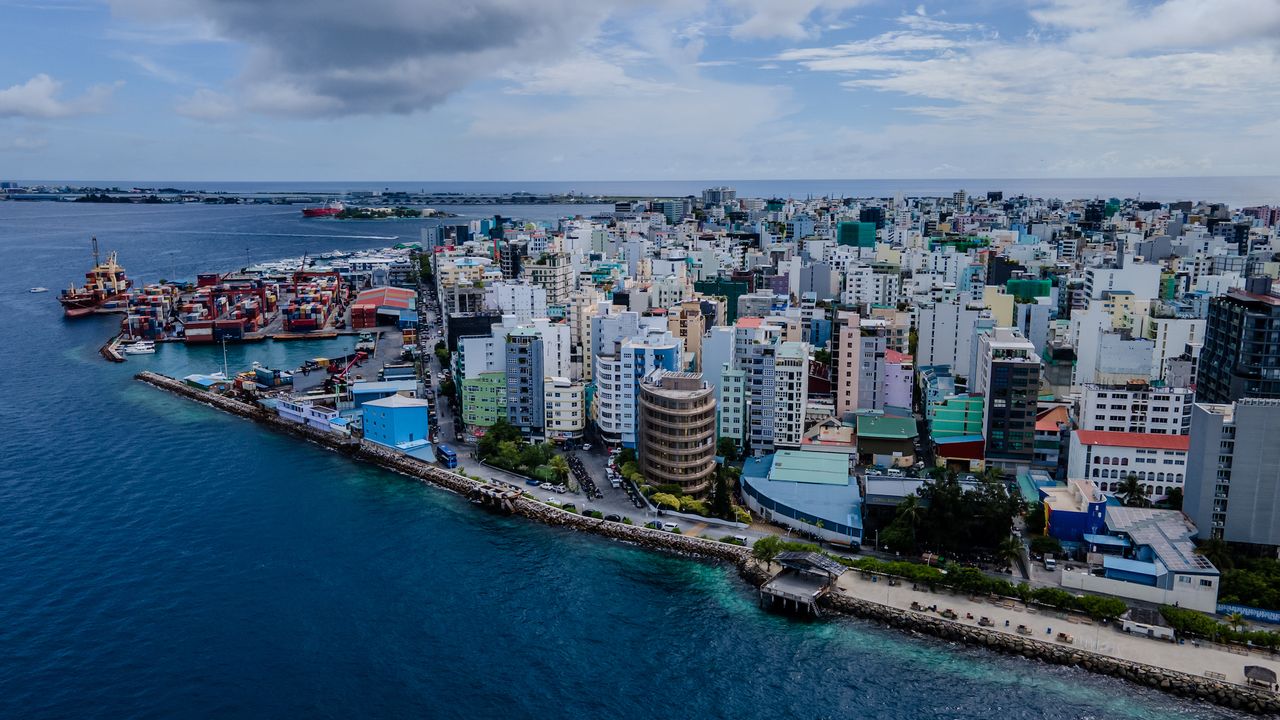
122, 340, 156, 355
301, 201, 344, 218
59, 237, 132, 318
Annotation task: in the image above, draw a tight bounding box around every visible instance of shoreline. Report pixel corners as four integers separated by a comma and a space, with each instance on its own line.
134, 371, 1280, 715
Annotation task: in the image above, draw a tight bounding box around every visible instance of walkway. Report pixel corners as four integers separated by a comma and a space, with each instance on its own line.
834, 572, 1280, 689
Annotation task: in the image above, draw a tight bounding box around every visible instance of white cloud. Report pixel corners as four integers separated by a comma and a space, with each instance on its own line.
724, 0, 866, 39
0, 136, 48, 152
175, 88, 237, 121
0, 74, 119, 119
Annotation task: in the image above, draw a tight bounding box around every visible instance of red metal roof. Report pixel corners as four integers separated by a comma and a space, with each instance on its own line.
1035, 406, 1070, 432
1074, 430, 1189, 451
353, 287, 414, 310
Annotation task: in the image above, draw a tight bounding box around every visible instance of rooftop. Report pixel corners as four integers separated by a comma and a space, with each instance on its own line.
363, 393, 430, 409
1074, 430, 1189, 451
856, 414, 918, 440
1105, 506, 1217, 575
768, 450, 851, 486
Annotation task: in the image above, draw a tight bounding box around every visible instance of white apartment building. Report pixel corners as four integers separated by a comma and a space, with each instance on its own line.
592, 329, 682, 448
1079, 384, 1193, 434
916, 300, 990, 383
1067, 430, 1189, 503
486, 281, 548, 323
772, 342, 810, 448
543, 377, 585, 441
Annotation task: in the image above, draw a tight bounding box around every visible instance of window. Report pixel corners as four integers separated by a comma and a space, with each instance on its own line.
1200, 579, 1213, 587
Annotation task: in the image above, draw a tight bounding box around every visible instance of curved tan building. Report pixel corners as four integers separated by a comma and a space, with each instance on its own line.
638, 370, 717, 497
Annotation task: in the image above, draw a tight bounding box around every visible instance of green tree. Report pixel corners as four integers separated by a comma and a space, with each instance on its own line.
812, 348, 831, 365
995, 536, 1023, 571
1024, 502, 1046, 535
438, 378, 456, 397
549, 455, 570, 484
496, 441, 522, 471
752, 535, 783, 563
1163, 486, 1183, 510
617, 448, 637, 465
651, 492, 681, 511
1117, 473, 1149, 507
1195, 537, 1234, 571
519, 444, 545, 472
710, 469, 734, 519
716, 437, 738, 461
1227, 612, 1247, 632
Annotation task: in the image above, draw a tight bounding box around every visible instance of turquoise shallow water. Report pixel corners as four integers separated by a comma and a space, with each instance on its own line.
0, 202, 1245, 719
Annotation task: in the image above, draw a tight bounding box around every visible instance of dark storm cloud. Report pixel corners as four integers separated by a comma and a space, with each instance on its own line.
113, 0, 631, 115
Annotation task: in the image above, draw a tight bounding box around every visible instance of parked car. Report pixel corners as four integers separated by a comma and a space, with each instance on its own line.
661, 522, 680, 532
604, 514, 622, 522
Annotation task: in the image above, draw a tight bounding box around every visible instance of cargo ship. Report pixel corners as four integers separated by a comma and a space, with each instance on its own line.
301, 201, 344, 218
60, 237, 132, 318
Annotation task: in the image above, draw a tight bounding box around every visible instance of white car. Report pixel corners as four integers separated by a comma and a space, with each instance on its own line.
661, 522, 680, 532
582, 444, 592, 451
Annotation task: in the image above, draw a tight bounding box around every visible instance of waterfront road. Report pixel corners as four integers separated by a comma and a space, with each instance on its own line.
417, 298, 758, 544
834, 570, 1279, 687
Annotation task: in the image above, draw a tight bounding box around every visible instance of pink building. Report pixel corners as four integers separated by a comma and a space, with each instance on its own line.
884, 349, 914, 410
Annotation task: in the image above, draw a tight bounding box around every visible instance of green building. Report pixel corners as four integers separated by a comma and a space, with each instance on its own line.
461, 372, 507, 429
694, 278, 750, 323
929, 395, 985, 438
1006, 278, 1051, 302
837, 221, 877, 248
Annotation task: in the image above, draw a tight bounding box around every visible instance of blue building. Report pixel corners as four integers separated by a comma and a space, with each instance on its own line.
1040, 478, 1108, 542
741, 450, 864, 546
351, 380, 420, 408
363, 394, 431, 450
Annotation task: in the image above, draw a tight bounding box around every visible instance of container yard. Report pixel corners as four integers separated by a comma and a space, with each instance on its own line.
97, 245, 419, 357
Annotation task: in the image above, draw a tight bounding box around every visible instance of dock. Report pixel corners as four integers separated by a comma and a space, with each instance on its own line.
99, 334, 125, 363
760, 551, 848, 616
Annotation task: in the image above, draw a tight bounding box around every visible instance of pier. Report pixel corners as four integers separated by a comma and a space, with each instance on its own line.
760, 551, 847, 616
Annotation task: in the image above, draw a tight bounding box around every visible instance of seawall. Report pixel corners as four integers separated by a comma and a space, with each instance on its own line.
814, 585, 1280, 715
134, 372, 1279, 715
133, 372, 751, 568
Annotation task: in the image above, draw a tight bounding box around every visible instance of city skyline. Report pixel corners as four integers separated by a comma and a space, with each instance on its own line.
3, 0, 1280, 181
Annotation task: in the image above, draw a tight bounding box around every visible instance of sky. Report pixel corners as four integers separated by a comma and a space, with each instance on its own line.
2, 0, 1279, 182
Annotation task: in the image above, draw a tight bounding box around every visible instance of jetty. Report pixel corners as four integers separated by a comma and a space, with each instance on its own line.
760, 551, 846, 616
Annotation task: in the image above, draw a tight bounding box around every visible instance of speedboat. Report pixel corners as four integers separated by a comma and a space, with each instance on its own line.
122, 340, 156, 355
29, 287, 49, 293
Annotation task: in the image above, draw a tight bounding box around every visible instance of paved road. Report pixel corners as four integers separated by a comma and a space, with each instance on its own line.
834, 570, 1277, 685
414, 284, 760, 543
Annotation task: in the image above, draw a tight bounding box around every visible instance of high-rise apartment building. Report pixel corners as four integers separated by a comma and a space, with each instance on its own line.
1197, 288, 1280, 403
975, 327, 1042, 472
1185, 399, 1280, 549
638, 371, 717, 497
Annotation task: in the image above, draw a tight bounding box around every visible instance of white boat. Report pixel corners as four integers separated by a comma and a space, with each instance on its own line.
29, 287, 48, 293
122, 341, 156, 355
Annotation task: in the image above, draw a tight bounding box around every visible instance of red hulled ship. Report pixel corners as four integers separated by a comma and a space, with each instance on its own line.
301, 201, 344, 218
60, 237, 132, 318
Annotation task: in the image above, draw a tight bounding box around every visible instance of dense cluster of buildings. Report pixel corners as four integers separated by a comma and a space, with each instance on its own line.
428, 189, 1280, 607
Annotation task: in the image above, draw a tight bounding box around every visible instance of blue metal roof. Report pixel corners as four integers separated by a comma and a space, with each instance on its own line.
934, 434, 985, 444
1103, 555, 1164, 577
1083, 533, 1129, 548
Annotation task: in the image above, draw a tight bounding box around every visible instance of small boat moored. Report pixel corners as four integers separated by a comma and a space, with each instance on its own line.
122, 341, 156, 355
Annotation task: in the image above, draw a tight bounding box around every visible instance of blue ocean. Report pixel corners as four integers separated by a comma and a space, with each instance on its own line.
0, 202, 1244, 718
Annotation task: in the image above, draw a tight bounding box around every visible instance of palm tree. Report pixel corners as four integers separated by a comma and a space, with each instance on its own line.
1117, 473, 1149, 507
1227, 612, 1247, 633
896, 495, 922, 547
1195, 537, 1234, 571
549, 455, 570, 486
996, 536, 1023, 573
